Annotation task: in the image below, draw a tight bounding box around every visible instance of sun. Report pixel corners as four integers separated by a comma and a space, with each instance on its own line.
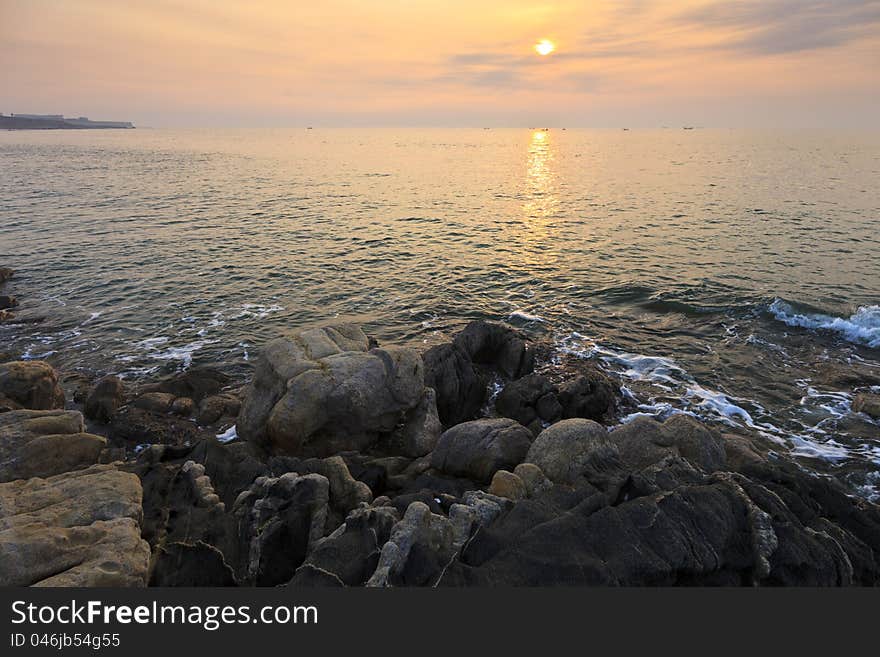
534, 39, 556, 56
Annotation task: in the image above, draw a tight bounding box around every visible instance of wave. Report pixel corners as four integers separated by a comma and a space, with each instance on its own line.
769, 299, 880, 348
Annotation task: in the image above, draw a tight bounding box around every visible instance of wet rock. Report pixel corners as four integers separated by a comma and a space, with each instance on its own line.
197, 393, 241, 425
430, 418, 533, 482
238, 325, 425, 457
557, 367, 618, 422
84, 375, 125, 423
233, 472, 330, 586
609, 414, 726, 472
139, 367, 230, 403
132, 392, 176, 413
0, 464, 150, 586
0, 409, 107, 483
366, 501, 456, 587
495, 374, 561, 434
422, 342, 487, 426
0, 361, 65, 410
853, 393, 880, 420
452, 320, 534, 379
290, 506, 400, 586
525, 419, 621, 487
0, 295, 17, 310
488, 470, 527, 500
382, 387, 443, 457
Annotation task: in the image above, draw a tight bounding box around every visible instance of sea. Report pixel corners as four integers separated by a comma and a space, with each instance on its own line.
1, 127, 879, 497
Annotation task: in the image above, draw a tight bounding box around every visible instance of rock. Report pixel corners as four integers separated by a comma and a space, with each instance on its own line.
132, 392, 176, 413
290, 506, 400, 586
0, 409, 107, 483
525, 419, 621, 487
382, 387, 443, 457
0, 361, 65, 410
557, 368, 618, 422
0, 464, 150, 586
0, 295, 17, 310
422, 342, 487, 426
171, 396, 195, 417
488, 470, 527, 500
366, 501, 456, 587
233, 472, 330, 586
150, 541, 237, 587
84, 375, 125, 423
431, 418, 533, 482
453, 320, 534, 379
495, 374, 561, 433
853, 393, 880, 420
238, 325, 426, 457
294, 456, 373, 514
0, 267, 12, 284
197, 394, 241, 425
138, 367, 230, 403
513, 463, 553, 497
609, 414, 726, 472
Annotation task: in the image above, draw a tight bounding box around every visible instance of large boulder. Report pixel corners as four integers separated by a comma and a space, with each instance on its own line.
557, 368, 618, 421
609, 414, 726, 472
495, 374, 561, 434
525, 418, 621, 487
452, 321, 534, 379
430, 418, 533, 482
0, 409, 106, 483
0, 361, 65, 410
233, 472, 330, 586
422, 343, 487, 426
238, 325, 425, 457
0, 464, 150, 586
84, 375, 125, 423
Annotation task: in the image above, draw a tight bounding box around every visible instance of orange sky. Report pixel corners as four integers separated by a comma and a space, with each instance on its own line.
1, 0, 878, 127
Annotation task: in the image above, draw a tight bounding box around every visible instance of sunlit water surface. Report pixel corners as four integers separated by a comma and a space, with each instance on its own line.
1, 128, 879, 496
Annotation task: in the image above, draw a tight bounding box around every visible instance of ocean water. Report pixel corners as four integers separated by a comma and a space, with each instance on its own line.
1, 128, 879, 496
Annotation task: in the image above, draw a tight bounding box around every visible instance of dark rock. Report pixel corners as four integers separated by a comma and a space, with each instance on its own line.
84, 376, 125, 423
557, 368, 618, 422
495, 374, 560, 432
290, 506, 400, 586
0, 361, 65, 410
150, 541, 237, 586
422, 342, 487, 426
139, 367, 230, 403
233, 472, 330, 586
452, 320, 534, 379
430, 418, 533, 482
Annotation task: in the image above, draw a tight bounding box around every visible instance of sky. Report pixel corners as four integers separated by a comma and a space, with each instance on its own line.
1, 0, 878, 127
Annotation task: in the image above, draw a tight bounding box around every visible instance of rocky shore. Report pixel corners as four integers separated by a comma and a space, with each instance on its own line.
2, 268, 880, 586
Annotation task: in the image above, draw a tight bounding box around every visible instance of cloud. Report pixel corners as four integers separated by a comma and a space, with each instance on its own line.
676, 0, 880, 55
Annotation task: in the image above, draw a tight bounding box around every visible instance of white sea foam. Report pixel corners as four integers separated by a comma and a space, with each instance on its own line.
216, 425, 237, 443
508, 310, 545, 323
770, 299, 880, 348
